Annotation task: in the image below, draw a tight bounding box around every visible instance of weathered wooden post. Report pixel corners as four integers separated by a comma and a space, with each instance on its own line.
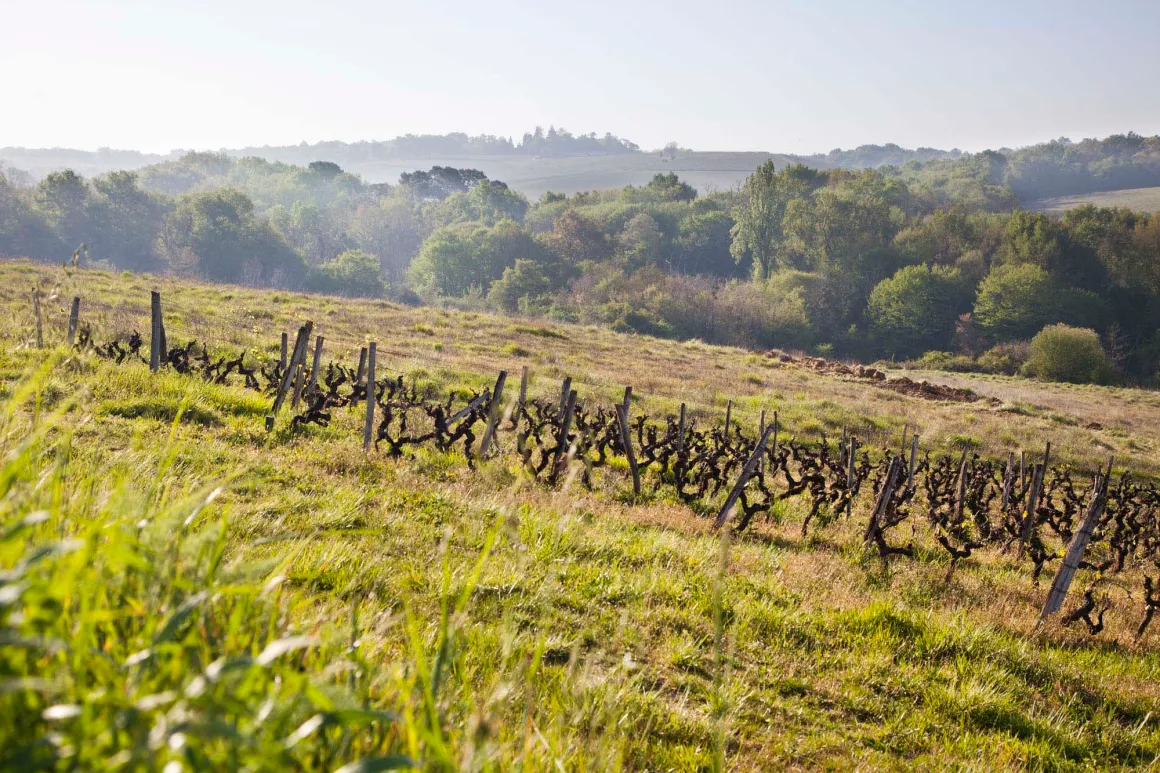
678, 403, 687, 454
67, 296, 80, 346
616, 401, 640, 498
280, 332, 289, 371
714, 421, 777, 529
908, 434, 919, 490
1002, 452, 1015, 509
150, 291, 162, 371
363, 342, 377, 451
307, 335, 324, 395
352, 346, 368, 406
513, 365, 529, 430
291, 360, 306, 408
723, 400, 732, 442
32, 287, 43, 349
478, 370, 507, 458
1040, 458, 1113, 622
558, 376, 572, 415
846, 435, 857, 518
266, 322, 312, 430
551, 389, 577, 480
622, 385, 632, 415
758, 410, 766, 476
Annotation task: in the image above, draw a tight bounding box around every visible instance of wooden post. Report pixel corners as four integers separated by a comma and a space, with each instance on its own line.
908, 434, 919, 490
356, 346, 367, 384
266, 322, 311, 430
558, 376, 572, 415
363, 342, 377, 451
1040, 459, 1113, 622
616, 403, 640, 498
552, 389, 578, 479
478, 370, 507, 458
1002, 452, 1015, 509
758, 410, 766, 477
678, 403, 687, 454
714, 421, 777, 529
280, 332, 289, 371
308, 335, 324, 395
513, 365, 529, 428
723, 400, 732, 442
32, 287, 43, 349
67, 296, 80, 346
291, 362, 306, 408
150, 291, 162, 371
1020, 463, 1046, 548
622, 385, 632, 415
846, 436, 856, 518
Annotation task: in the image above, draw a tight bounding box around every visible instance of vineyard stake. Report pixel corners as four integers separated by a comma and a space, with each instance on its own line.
622, 385, 632, 415
67, 296, 80, 346
478, 370, 507, 458
559, 376, 572, 415
846, 435, 857, 518
908, 434, 919, 490
150, 291, 162, 371
758, 410, 766, 477
363, 342, 377, 451
308, 335, 324, 396
714, 421, 777, 529
678, 403, 687, 454
291, 360, 306, 408
32, 287, 43, 349
267, 322, 311, 430
1002, 452, 1015, 509
723, 400, 732, 442
552, 389, 578, 480
280, 332, 288, 371
616, 401, 640, 498
1039, 457, 1113, 622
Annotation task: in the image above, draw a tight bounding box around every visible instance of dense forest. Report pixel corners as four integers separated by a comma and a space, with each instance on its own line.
4, 132, 1160, 384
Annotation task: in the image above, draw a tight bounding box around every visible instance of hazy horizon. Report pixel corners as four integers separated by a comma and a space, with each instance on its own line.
5, 0, 1160, 156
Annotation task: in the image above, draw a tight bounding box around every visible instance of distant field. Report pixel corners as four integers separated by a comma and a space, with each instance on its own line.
1027, 186, 1160, 213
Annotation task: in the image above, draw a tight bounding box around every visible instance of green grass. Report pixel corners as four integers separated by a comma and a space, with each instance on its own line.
3, 261, 1160, 769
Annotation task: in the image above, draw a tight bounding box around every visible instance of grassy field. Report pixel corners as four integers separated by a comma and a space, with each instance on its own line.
3, 258, 1160, 770
1026, 186, 1160, 214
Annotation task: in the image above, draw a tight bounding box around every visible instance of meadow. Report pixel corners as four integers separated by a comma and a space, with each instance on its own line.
3, 258, 1160, 771
1027, 186, 1160, 214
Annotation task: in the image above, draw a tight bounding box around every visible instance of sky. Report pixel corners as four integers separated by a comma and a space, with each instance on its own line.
3, 0, 1160, 155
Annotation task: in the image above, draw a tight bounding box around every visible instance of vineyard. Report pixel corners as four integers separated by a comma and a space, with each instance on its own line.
68, 292, 1160, 640
3, 260, 1160, 770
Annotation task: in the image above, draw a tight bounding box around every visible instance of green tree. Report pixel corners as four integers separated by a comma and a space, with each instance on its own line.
729, 162, 814, 281
868, 264, 971, 358
35, 170, 92, 249
972, 264, 1066, 341
487, 259, 553, 312
408, 219, 549, 297
159, 189, 304, 284
89, 171, 167, 270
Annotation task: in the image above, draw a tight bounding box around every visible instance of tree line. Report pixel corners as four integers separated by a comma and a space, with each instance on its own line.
3, 135, 1160, 384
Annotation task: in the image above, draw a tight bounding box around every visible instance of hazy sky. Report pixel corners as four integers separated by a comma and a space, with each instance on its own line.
4, 0, 1160, 154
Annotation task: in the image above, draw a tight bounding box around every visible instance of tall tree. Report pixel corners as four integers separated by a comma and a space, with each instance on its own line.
729, 162, 814, 281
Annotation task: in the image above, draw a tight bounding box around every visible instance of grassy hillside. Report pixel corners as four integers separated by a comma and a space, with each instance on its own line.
1027, 186, 1160, 214
3, 259, 1160, 770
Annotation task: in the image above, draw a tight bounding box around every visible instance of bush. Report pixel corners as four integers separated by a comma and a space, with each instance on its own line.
915, 350, 980, 373
1023, 324, 1116, 384
308, 248, 385, 297
977, 341, 1030, 375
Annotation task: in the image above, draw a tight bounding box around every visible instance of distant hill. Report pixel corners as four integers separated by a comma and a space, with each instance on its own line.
1, 130, 963, 197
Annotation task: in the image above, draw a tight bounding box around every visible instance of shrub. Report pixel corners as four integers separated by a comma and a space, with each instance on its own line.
1023, 324, 1116, 384
915, 350, 979, 373
308, 248, 384, 297
977, 341, 1030, 375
